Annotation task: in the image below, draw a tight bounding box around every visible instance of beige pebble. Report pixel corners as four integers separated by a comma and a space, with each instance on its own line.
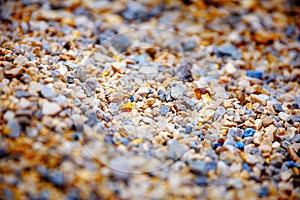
42, 101, 62, 115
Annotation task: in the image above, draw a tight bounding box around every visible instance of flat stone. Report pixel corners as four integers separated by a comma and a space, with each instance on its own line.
42, 101, 62, 115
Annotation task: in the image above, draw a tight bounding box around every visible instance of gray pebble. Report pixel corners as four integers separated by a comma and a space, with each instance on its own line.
227, 128, 244, 137
183, 40, 197, 51
41, 85, 57, 98
7, 120, 21, 138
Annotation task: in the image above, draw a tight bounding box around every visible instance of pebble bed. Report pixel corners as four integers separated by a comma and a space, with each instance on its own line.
0, 0, 300, 199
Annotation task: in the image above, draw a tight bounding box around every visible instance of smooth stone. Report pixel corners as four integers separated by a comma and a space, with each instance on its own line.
243, 128, 256, 137
110, 35, 131, 52
225, 62, 237, 74
273, 103, 283, 112
42, 101, 62, 115
170, 85, 185, 100
139, 65, 158, 74
246, 70, 263, 79
216, 44, 241, 59
41, 85, 57, 98
49, 171, 65, 188
227, 128, 244, 137
195, 176, 208, 186
13, 55, 29, 66
278, 112, 291, 121
183, 40, 197, 51
7, 120, 21, 138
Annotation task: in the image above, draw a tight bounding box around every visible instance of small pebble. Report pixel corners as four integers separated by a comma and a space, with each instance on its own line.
273, 103, 283, 112
195, 176, 208, 186
243, 128, 256, 137
234, 141, 245, 150
159, 105, 170, 116
42, 101, 62, 115
246, 70, 263, 79
258, 185, 269, 198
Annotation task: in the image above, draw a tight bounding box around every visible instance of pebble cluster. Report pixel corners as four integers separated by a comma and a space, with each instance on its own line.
0, 0, 300, 199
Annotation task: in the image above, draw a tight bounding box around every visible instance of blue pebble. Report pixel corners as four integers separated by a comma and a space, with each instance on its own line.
258, 186, 269, 198
246, 70, 263, 79
185, 126, 193, 134
159, 105, 169, 116
243, 128, 256, 137
195, 176, 208, 186
49, 171, 65, 188
234, 141, 245, 150
285, 161, 300, 168
129, 95, 135, 102
242, 162, 252, 172
120, 138, 129, 145
212, 142, 222, 149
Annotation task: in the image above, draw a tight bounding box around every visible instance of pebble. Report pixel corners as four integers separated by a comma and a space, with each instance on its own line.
170, 85, 185, 100
195, 176, 208, 186
167, 139, 186, 160
215, 44, 241, 59
246, 70, 263, 79
13, 55, 29, 66
5, 67, 24, 77
49, 171, 65, 188
243, 128, 256, 137
110, 35, 131, 52
227, 128, 244, 137
273, 103, 284, 112
139, 65, 158, 74
258, 186, 270, 198
183, 40, 197, 51
278, 112, 291, 121
42, 101, 62, 115
6, 120, 21, 138
225, 62, 237, 74
41, 85, 57, 98
234, 141, 245, 150
159, 105, 170, 116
